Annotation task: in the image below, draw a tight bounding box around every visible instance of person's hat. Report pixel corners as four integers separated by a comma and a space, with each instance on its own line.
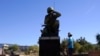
68, 32, 72, 37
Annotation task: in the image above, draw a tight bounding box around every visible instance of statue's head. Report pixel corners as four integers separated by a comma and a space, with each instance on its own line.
47, 7, 54, 13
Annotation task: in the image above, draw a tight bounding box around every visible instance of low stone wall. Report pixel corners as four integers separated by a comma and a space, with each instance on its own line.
0, 55, 5, 56
74, 53, 88, 56
88, 51, 100, 56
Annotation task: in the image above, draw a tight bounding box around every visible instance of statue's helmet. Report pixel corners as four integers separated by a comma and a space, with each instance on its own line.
47, 7, 54, 13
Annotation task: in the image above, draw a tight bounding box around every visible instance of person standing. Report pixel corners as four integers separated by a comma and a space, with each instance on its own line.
67, 32, 74, 56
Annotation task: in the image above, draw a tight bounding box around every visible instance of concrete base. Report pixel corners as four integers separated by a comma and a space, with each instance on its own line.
39, 37, 60, 56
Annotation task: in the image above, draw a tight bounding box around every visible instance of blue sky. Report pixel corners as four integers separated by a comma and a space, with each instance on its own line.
0, 0, 100, 45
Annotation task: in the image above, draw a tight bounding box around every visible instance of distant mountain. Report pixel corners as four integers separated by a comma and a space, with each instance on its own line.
19, 46, 29, 51
0, 44, 3, 48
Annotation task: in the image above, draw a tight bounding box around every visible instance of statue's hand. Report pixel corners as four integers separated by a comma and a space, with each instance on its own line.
42, 24, 46, 27
52, 11, 61, 17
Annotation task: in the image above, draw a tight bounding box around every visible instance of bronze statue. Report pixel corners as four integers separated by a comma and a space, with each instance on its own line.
41, 7, 61, 37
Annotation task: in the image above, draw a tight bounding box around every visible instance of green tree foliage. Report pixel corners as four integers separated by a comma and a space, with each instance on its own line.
76, 37, 87, 45
32, 45, 39, 53
8, 44, 19, 51
75, 37, 95, 53
78, 45, 86, 53
85, 43, 95, 51
74, 42, 82, 53
78, 43, 94, 53
27, 45, 39, 54
60, 38, 68, 51
60, 38, 68, 56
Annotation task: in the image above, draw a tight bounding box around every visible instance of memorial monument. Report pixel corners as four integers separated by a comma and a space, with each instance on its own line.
39, 7, 61, 56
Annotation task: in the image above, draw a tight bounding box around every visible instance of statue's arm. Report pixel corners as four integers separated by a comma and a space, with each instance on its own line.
44, 15, 48, 25
53, 11, 61, 17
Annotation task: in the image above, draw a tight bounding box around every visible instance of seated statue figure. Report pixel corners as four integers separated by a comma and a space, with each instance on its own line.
41, 7, 61, 37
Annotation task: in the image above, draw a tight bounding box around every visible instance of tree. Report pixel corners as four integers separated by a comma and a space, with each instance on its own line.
83, 43, 95, 52
74, 42, 82, 53
8, 44, 19, 51
32, 45, 39, 53
76, 37, 95, 53
60, 38, 68, 51
27, 45, 39, 54
96, 33, 100, 50
96, 34, 100, 45
76, 37, 88, 45
60, 38, 68, 56
78, 46, 86, 53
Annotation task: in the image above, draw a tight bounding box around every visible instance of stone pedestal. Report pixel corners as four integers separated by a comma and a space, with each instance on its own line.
39, 37, 60, 56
